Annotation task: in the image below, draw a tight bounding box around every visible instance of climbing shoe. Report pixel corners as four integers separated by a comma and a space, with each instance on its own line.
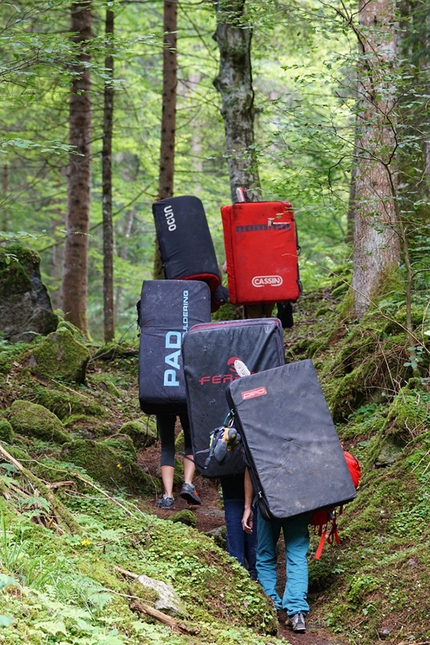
180, 483, 201, 505
288, 612, 306, 633
156, 495, 175, 510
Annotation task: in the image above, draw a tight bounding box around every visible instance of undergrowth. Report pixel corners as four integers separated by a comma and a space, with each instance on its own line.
1, 273, 430, 644
0, 466, 280, 645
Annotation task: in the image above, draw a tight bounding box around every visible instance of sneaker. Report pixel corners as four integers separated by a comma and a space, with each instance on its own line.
156, 495, 175, 509
288, 612, 306, 633
180, 483, 201, 505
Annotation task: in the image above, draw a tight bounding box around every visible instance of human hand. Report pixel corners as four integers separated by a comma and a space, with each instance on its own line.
242, 508, 253, 533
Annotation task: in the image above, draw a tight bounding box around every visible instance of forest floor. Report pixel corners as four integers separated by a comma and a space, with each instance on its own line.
138, 437, 348, 645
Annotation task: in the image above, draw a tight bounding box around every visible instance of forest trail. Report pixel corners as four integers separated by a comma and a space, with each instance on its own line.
138, 438, 349, 645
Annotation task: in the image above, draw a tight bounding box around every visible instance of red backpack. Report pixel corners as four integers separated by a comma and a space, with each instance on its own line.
310, 451, 361, 560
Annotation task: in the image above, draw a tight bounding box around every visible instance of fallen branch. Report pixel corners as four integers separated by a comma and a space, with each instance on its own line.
46, 481, 76, 490
129, 599, 185, 633
0, 444, 24, 471
114, 564, 139, 579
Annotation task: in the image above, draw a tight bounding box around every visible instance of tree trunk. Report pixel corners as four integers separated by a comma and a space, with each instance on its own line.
157, 0, 177, 200
350, 0, 400, 318
102, 8, 115, 343
62, 1, 92, 336
346, 138, 358, 245
153, 0, 177, 280
1, 163, 8, 232
114, 208, 135, 324
213, 0, 261, 202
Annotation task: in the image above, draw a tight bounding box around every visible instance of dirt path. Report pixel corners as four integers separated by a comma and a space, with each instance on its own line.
139, 440, 348, 645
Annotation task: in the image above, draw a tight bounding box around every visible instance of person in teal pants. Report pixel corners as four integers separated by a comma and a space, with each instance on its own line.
242, 468, 311, 633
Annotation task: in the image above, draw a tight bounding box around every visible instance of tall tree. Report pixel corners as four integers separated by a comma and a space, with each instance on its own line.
62, 0, 92, 336
153, 0, 178, 280
213, 0, 261, 202
158, 0, 177, 200
102, 7, 115, 343
350, 0, 400, 318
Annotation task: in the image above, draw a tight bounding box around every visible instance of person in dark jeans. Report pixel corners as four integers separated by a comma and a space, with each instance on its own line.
221, 474, 257, 580
155, 411, 201, 509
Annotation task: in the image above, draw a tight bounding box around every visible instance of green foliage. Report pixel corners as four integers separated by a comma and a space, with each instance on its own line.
0, 572, 14, 627
0, 0, 355, 340
0, 456, 277, 645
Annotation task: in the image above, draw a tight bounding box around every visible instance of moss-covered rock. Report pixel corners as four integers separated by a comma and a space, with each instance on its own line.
56, 320, 89, 344
0, 246, 31, 297
93, 342, 139, 361
61, 438, 157, 495
88, 373, 121, 398
32, 387, 106, 420
103, 433, 136, 459
375, 439, 404, 467
384, 382, 429, 441
119, 419, 157, 449
0, 418, 14, 443
329, 371, 367, 422
205, 524, 226, 550
0, 245, 58, 343
8, 400, 70, 444
61, 414, 114, 439
28, 327, 90, 383
169, 509, 197, 527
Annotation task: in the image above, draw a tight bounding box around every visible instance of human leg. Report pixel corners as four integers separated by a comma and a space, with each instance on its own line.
221, 477, 245, 564
221, 476, 257, 577
179, 412, 201, 505
281, 513, 311, 618
256, 508, 282, 609
223, 496, 247, 566
155, 413, 177, 508
180, 412, 196, 486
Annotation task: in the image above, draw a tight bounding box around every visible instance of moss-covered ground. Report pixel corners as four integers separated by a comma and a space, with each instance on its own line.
0, 272, 429, 644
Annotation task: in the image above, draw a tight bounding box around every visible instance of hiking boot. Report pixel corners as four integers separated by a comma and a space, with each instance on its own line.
156, 495, 175, 510
288, 612, 306, 633
180, 483, 201, 505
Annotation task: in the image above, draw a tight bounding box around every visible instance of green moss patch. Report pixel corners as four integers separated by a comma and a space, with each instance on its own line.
32, 387, 106, 420
0, 418, 14, 443
29, 328, 90, 383
0, 246, 32, 298
61, 438, 155, 495
119, 419, 157, 449
8, 400, 70, 444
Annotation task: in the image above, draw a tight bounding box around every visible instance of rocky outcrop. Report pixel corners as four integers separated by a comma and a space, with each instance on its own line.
0, 245, 58, 343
